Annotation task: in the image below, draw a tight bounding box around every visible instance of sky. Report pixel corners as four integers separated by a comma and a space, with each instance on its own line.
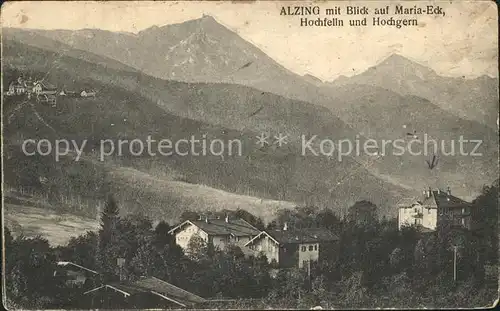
2, 1, 498, 80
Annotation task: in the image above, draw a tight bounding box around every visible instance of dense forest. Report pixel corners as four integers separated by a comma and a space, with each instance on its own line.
3, 180, 498, 309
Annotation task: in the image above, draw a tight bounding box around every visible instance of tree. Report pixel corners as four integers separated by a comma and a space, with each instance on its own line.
4, 235, 62, 308
234, 209, 265, 230
99, 194, 120, 241
347, 200, 377, 225
472, 180, 499, 264
180, 210, 200, 221
129, 238, 163, 278
272, 207, 318, 230
338, 271, 369, 307
153, 221, 175, 247
389, 247, 404, 271
315, 208, 341, 232
269, 268, 307, 303
97, 194, 121, 279
186, 233, 209, 262
65, 231, 99, 270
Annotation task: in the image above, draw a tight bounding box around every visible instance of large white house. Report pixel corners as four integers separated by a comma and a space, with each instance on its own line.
398, 187, 473, 231
168, 216, 260, 252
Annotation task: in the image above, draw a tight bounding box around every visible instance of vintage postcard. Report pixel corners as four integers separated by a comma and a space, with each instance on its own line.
1, 0, 498, 309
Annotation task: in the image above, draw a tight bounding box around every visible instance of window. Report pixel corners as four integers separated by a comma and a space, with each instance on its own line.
309, 245, 314, 251
303, 260, 309, 268
301, 246, 306, 252
314, 245, 318, 251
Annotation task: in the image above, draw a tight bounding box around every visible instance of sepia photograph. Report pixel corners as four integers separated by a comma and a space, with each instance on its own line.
1, 0, 499, 309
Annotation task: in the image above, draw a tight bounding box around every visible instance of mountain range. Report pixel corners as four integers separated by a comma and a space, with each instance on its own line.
16, 15, 498, 130
331, 54, 499, 129
2, 37, 407, 221
2, 15, 498, 222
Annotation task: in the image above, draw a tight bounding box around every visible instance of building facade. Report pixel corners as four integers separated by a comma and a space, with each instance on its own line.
398, 187, 473, 231
53, 261, 100, 289
168, 216, 260, 252
244, 225, 338, 269
33, 81, 58, 95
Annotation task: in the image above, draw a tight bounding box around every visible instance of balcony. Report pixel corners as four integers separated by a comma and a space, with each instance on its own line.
412, 212, 423, 218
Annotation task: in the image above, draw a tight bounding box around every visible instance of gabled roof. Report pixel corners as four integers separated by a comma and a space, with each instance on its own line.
400, 190, 470, 209
34, 81, 57, 90
56, 261, 99, 274
245, 227, 338, 246
84, 276, 206, 307
430, 190, 470, 209
169, 218, 260, 237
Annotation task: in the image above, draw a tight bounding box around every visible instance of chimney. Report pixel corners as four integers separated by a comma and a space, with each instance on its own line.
427, 187, 432, 198
205, 216, 209, 223
225, 214, 229, 223
437, 189, 441, 194
447, 187, 451, 196
283, 222, 288, 231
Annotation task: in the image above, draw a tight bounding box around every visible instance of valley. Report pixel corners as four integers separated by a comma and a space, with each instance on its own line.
2, 17, 498, 244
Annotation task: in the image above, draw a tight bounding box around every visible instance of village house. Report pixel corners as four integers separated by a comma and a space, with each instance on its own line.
33, 81, 58, 95
53, 261, 100, 289
83, 276, 206, 309
81, 89, 97, 97
398, 187, 473, 231
168, 216, 261, 252
7, 76, 34, 96
59, 89, 79, 97
244, 224, 339, 269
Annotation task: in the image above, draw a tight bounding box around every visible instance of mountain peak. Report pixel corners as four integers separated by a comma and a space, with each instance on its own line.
381, 54, 421, 66
138, 15, 222, 36
373, 53, 436, 78
200, 14, 216, 21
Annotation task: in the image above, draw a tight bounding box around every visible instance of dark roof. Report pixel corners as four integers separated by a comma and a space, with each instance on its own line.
431, 190, 470, 209
248, 228, 338, 245
400, 189, 470, 210
170, 218, 260, 237
85, 276, 206, 306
